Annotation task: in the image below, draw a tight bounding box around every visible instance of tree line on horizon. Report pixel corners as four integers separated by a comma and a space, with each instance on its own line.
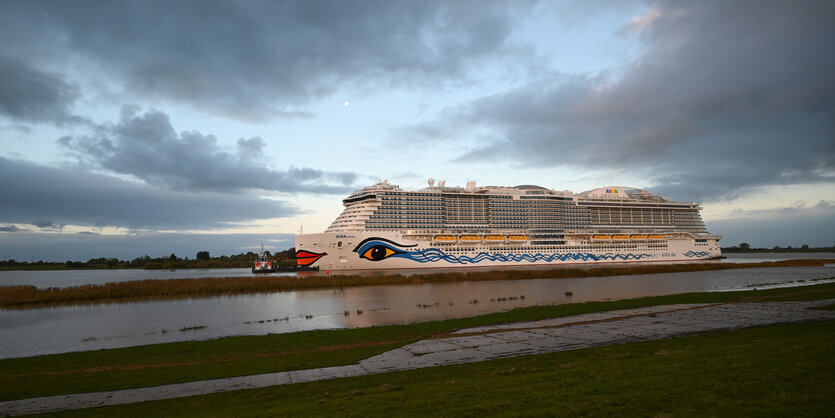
721, 243, 834, 252
0, 248, 299, 270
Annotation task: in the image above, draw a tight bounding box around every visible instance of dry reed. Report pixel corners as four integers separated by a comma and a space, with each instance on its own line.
0, 259, 826, 309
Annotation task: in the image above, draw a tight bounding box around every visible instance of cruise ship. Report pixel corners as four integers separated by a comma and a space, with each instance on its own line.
294, 180, 721, 270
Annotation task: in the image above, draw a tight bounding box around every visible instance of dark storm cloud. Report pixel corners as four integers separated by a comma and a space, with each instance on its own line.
30, 220, 65, 231
0, 156, 298, 230
0, 54, 83, 125
58, 107, 358, 194
430, 0, 835, 202
30, 220, 55, 228
0, 0, 521, 121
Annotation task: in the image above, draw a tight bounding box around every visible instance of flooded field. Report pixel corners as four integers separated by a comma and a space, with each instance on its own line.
1, 261, 834, 359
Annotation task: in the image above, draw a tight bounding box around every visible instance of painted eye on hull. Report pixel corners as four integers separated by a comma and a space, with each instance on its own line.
360, 245, 400, 261
353, 238, 415, 262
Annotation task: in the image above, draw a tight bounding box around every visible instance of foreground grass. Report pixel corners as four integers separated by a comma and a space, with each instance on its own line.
45, 320, 835, 417
2, 282, 834, 402
0, 259, 828, 308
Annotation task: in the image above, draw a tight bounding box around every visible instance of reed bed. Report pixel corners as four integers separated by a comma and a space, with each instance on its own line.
0, 259, 827, 309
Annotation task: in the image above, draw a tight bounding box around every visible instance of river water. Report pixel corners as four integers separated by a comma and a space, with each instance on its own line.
2, 253, 834, 289
1, 254, 834, 359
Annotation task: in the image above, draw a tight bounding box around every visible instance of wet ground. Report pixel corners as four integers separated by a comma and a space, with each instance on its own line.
2, 298, 833, 416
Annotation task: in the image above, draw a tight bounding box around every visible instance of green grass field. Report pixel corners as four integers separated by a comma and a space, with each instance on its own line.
2, 282, 834, 404
41, 320, 835, 417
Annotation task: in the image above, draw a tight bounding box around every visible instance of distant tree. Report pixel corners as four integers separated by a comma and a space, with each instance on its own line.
773, 245, 781, 250
196, 251, 210, 261
801, 244, 809, 250
274, 247, 296, 260
169, 253, 178, 261
739, 243, 750, 250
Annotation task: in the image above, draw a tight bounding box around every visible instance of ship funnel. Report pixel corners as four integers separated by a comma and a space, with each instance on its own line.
428, 178, 435, 188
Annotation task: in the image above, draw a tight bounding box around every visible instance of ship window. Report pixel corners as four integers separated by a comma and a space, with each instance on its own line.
340, 256, 347, 262
338, 241, 342, 248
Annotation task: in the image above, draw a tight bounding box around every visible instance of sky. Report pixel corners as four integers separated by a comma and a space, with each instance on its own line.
1, 0, 833, 262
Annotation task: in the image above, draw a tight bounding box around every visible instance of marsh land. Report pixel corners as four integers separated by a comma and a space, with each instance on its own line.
1, 259, 827, 308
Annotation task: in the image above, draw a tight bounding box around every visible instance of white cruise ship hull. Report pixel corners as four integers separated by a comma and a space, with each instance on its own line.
295, 231, 721, 271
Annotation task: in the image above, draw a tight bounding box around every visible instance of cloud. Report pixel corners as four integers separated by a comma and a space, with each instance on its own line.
31, 220, 55, 228
58, 107, 358, 194
417, 0, 835, 202
0, 0, 524, 122
30, 220, 65, 231
722, 199, 835, 219
0, 54, 84, 125
706, 201, 835, 248
816, 200, 835, 210
0, 156, 299, 230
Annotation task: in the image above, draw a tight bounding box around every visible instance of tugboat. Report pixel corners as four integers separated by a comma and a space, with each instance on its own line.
252, 243, 277, 273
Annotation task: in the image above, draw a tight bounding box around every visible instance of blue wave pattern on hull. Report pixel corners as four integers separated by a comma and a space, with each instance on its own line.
683, 251, 712, 258
352, 239, 660, 265
401, 248, 654, 265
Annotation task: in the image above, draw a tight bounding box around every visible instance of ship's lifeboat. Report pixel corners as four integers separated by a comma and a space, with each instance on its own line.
433, 235, 458, 243
483, 235, 506, 244
459, 235, 482, 243
630, 234, 647, 240
648, 234, 665, 240
507, 235, 529, 242
592, 235, 612, 240
566, 235, 589, 240
613, 235, 629, 240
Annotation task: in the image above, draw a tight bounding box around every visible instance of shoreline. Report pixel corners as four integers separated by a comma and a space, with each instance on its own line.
0, 259, 829, 309
1, 250, 832, 272
1, 283, 833, 409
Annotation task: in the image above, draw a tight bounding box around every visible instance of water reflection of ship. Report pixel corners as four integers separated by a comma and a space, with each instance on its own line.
337, 286, 395, 328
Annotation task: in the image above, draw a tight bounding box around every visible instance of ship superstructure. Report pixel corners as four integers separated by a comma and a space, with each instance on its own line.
294, 180, 721, 270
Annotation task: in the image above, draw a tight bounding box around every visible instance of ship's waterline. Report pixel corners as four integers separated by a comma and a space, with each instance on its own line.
296, 181, 721, 270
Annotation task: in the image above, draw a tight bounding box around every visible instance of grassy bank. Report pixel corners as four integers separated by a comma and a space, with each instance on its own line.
0, 259, 828, 308
2, 282, 834, 401
47, 320, 835, 417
